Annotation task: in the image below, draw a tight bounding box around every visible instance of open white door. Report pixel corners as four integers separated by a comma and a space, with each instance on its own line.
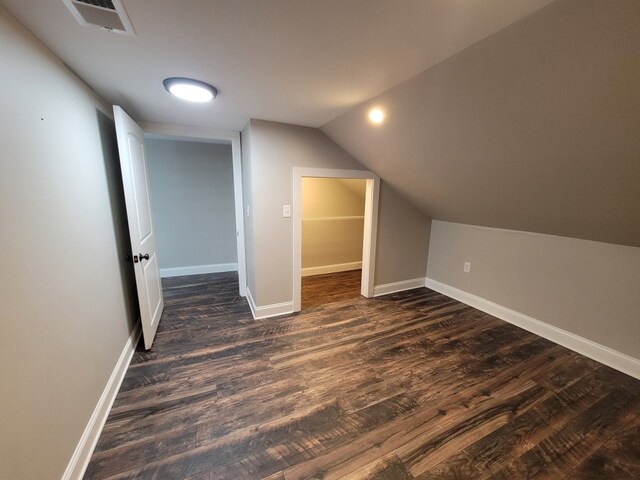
114, 106, 164, 350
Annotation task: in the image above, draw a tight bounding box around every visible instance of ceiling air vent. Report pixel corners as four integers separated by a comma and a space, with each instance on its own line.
62, 0, 135, 35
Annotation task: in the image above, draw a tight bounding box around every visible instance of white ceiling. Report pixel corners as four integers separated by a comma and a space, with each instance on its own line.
1, 0, 555, 131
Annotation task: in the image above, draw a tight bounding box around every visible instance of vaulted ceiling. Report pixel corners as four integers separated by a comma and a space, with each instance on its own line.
2, 0, 638, 246
322, 0, 640, 247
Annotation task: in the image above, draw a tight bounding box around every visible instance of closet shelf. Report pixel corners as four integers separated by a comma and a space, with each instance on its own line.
302, 215, 365, 222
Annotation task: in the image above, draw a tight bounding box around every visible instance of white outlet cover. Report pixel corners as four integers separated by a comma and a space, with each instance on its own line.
283, 204, 291, 218
464, 261, 471, 273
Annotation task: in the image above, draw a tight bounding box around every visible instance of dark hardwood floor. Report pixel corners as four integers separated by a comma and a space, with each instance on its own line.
301, 269, 362, 308
85, 272, 640, 479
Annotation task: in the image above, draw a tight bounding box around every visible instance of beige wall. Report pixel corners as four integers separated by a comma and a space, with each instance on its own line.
146, 139, 237, 270
0, 7, 138, 479
302, 178, 365, 217
244, 119, 430, 306
302, 178, 365, 270
427, 221, 640, 360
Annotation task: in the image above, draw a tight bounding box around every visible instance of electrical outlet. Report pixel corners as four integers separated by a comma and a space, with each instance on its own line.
463, 261, 471, 273
282, 204, 291, 218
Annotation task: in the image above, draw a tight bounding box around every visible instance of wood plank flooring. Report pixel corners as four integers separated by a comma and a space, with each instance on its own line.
301, 269, 362, 308
85, 272, 640, 479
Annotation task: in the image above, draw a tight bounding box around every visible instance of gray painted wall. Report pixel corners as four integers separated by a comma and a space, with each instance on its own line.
427, 221, 640, 360
322, 0, 640, 247
243, 119, 430, 306
246, 120, 362, 305
377, 183, 431, 284
146, 139, 237, 271
0, 7, 138, 478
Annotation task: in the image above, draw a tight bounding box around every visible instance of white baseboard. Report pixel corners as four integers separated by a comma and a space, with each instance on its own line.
301, 261, 362, 277
373, 277, 426, 297
160, 263, 237, 278
62, 324, 142, 480
246, 288, 294, 320
425, 278, 640, 380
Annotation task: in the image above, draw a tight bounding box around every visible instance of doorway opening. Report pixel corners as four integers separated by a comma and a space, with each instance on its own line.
114, 108, 246, 350
143, 124, 247, 298
300, 177, 367, 308
144, 138, 237, 281
293, 168, 379, 312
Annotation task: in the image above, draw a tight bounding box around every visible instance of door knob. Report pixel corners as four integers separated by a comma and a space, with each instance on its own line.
139, 253, 150, 261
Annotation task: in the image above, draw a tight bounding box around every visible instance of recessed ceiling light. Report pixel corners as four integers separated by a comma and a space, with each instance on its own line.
369, 108, 384, 124
163, 77, 218, 103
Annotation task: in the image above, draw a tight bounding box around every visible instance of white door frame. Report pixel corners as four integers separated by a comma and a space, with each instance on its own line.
293, 168, 380, 312
140, 121, 247, 297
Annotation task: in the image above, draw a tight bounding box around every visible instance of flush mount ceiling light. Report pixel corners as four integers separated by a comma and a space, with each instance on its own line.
368, 108, 384, 124
163, 77, 218, 103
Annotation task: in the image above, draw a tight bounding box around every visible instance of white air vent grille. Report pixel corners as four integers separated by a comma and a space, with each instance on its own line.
62, 0, 135, 35
75, 0, 116, 9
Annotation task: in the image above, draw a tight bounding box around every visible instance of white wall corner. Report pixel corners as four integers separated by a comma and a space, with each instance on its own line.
160, 263, 238, 278
62, 324, 142, 480
246, 288, 294, 320
425, 277, 640, 381
373, 277, 427, 297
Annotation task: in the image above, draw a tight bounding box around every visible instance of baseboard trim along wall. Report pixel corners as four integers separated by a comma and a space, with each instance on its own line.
425, 277, 640, 380
301, 261, 362, 277
373, 277, 426, 297
160, 263, 238, 278
246, 288, 294, 320
62, 324, 142, 480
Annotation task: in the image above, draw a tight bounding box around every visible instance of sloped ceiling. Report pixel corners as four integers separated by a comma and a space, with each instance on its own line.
322, 0, 640, 247
337, 179, 366, 199
2, 0, 637, 246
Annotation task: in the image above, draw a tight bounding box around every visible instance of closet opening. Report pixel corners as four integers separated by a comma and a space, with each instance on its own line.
300, 177, 367, 308
292, 168, 379, 312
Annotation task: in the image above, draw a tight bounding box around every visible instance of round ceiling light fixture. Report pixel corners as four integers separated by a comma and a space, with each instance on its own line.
368, 108, 384, 124
163, 77, 218, 103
